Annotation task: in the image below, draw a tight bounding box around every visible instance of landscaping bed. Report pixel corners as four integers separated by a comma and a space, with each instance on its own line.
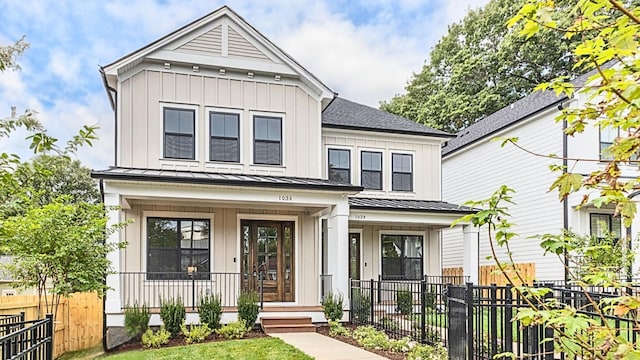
317, 324, 406, 360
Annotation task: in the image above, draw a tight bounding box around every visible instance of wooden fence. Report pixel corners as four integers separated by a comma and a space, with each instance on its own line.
0, 292, 102, 358
442, 263, 536, 286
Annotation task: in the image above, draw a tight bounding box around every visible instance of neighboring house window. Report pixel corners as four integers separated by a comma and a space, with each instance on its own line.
361, 151, 382, 190
381, 234, 423, 280
147, 218, 210, 280
600, 126, 618, 161
210, 112, 240, 162
590, 213, 621, 240
254, 116, 282, 165
164, 108, 195, 160
328, 149, 350, 183
392, 153, 413, 192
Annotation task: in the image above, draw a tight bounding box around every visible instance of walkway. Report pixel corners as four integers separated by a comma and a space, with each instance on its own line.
271, 332, 387, 360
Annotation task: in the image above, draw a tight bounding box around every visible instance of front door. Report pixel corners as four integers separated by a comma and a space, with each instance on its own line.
241, 221, 294, 302
349, 232, 361, 280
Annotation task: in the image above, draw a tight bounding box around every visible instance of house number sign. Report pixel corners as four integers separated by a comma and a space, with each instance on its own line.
278, 195, 293, 201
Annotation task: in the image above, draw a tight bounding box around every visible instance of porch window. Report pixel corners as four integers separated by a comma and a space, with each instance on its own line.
164, 107, 195, 160
254, 116, 282, 165
328, 148, 350, 183
392, 153, 413, 192
147, 218, 210, 280
210, 112, 239, 162
590, 213, 621, 240
361, 151, 382, 190
381, 234, 423, 280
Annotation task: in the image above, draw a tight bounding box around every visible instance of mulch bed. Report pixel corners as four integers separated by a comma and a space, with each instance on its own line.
316, 325, 407, 360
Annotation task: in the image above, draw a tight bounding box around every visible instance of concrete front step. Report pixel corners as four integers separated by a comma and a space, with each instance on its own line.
261, 316, 315, 334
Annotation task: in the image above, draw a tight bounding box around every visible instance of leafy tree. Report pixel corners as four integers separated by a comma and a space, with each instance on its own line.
380, 0, 582, 132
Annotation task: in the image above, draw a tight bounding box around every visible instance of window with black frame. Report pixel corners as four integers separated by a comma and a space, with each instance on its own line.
392, 153, 412, 191
163, 108, 195, 159
590, 213, 621, 240
253, 116, 282, 165
381, 234, 423, 280
147, 218, 210, 280
361, 151, 382, 190
328, 148, 350, 183
210, 112, 240, 162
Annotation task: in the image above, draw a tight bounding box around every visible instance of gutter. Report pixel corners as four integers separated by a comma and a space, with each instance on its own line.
561, 109, 569, 282
99, 66, 118, 167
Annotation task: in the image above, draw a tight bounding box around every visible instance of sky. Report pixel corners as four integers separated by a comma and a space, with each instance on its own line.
0, 0, 489, 169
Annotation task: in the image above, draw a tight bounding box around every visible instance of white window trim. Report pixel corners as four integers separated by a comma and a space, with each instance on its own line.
235, 213, 299, 305
159, 102, 200, 162
326, 145, 354, 184
358, 147, 385, 192
377, 230, 427, 280
249, 111, 286, 168
390, 150, 416, 193
205, 106, 243, 166
348, 228, 364, 280
142, 210, 215, 281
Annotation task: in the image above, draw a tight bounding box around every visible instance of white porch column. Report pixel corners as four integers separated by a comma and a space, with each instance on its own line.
327, 201, 350, 303
463, 225, 479, 284
104, 192, 123, 318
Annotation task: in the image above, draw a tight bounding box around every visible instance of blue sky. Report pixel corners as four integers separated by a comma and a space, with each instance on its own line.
0, 0, 488, 169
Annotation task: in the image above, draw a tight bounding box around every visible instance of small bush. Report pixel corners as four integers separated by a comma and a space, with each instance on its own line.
160, 297, 186, 337
328, 320, 351, 337
353, 325, 390, 350
141, 327, 170, 349
198, 292, 222, 330
215, 320, 248, 339
379, 316, 399, 332
352, 290, 371, 322
423, 286, 436, 310
237, 290, 259, 329
407, 343, 448, 360
322, 292, 344, 321
396, 289, 413, 315
124, 302, 150, 340
388, 337, 411, 353
180, 322, 212, 344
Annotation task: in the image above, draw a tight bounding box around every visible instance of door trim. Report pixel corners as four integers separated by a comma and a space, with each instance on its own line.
348, 228, 363, 280
237, 214, 299, 305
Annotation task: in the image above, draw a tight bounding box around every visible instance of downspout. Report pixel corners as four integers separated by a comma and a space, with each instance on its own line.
98, 178, 108, 352
561, 102, 570, 282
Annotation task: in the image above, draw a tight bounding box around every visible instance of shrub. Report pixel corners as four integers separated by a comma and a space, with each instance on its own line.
328, 320, 351, 337
198, 292, 222, 330
353, 325, 390, 350
396, 289, 413, 315
322, 292, 344, 321
124, 302, 150, 340
352, 289, 371, 322
407, 343, 448, 360
379, 316, 399, 332
141, 327, 170, 349
388, 337, 411, 353
180, 322, 212, 344
423, 286, 436, 310
237, 290, 259, 329
215, 320, 248, 339
160, 297, 186, 337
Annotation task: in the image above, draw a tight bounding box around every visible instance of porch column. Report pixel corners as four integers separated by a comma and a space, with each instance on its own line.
463, 225, 479, 284
327, 201, 350, 304
104, 192, 122, 317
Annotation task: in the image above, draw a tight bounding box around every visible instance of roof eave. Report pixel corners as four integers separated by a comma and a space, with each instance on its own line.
349, 205, 476, 214
322, 123, 455, 139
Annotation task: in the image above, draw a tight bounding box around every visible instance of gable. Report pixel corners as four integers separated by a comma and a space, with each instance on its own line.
174, 25, 223, 57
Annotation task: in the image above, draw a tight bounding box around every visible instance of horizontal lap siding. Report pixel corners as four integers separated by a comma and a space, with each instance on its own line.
442, 110, 565, 281
175, 26, 222, 56
228, 27, 269, 60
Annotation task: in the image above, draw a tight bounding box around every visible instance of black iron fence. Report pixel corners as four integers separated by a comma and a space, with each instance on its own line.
0, 313, 25, 337
0, 314, 53, 360
121, 272, 241, 310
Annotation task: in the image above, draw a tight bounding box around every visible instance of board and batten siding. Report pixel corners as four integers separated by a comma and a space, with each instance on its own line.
118, 69, 321, 178
442, 109, 565, 282
323, 130, 443, 200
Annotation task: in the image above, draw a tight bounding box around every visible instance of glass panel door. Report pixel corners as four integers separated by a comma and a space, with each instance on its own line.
349, 233, 361, 280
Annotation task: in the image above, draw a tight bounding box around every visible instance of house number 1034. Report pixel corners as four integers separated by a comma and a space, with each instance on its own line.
278, 195, 292, 201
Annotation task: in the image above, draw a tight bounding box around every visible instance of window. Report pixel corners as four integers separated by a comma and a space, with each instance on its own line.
381, 234, 423, 280
254, 116, 282, 165
164, 108, 195, 159
210, 112, 239, 162
590, 213, 621, 240
600, 126, 618, 161
392, 153, 413, 191
147, 218, 210, 280
328, 149, 350, 183
361, 151, 382, 190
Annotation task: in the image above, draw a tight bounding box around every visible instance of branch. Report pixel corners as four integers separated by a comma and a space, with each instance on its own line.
609, 0, 640, 24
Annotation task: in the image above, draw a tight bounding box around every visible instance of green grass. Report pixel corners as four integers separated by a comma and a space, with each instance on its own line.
58, 344, 104, 360
98, 338, 313, 360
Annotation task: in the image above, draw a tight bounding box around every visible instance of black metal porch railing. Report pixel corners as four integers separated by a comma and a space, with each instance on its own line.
0, 314, 53, 360
120, 272, 241, 310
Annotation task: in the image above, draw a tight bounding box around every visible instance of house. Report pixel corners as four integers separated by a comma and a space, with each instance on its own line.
441, 68, 640, 283
93, 6, 475, 348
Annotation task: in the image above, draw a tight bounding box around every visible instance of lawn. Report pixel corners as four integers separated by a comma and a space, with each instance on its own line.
97, 338, 313, 360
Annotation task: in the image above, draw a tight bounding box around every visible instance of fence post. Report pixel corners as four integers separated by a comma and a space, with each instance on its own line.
543, 284, 554, 360
466, 282, 474, 359
377, 275, 381, 304
370, 278, 375, 324
490, 284, 498, 357
504, 284, 513, 355
45, 313, 53, 360
349, 279, 353, 323
421, 279, 426, 343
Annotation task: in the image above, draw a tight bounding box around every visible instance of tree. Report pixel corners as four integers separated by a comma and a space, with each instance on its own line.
380, 0, 583, 133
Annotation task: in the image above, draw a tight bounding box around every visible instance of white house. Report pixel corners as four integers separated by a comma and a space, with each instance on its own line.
441, 68, 640, 283
93, 6, 474, 348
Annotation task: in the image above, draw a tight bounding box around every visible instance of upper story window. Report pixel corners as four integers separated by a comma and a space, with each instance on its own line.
361, 151, 382, 190
599, 126, 617, 161
210, 112, 240, 162
164, 107, 195, 160
328, 149, 351, 183
392, 153, 413, 192
590, 213, 621, 240
254, 116, 282, 165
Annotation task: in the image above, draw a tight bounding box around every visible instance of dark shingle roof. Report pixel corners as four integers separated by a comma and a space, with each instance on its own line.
442, 67, 603, 157
92, 167, 363, 192
322, 97, 454, 138
348, 197, 476, 214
